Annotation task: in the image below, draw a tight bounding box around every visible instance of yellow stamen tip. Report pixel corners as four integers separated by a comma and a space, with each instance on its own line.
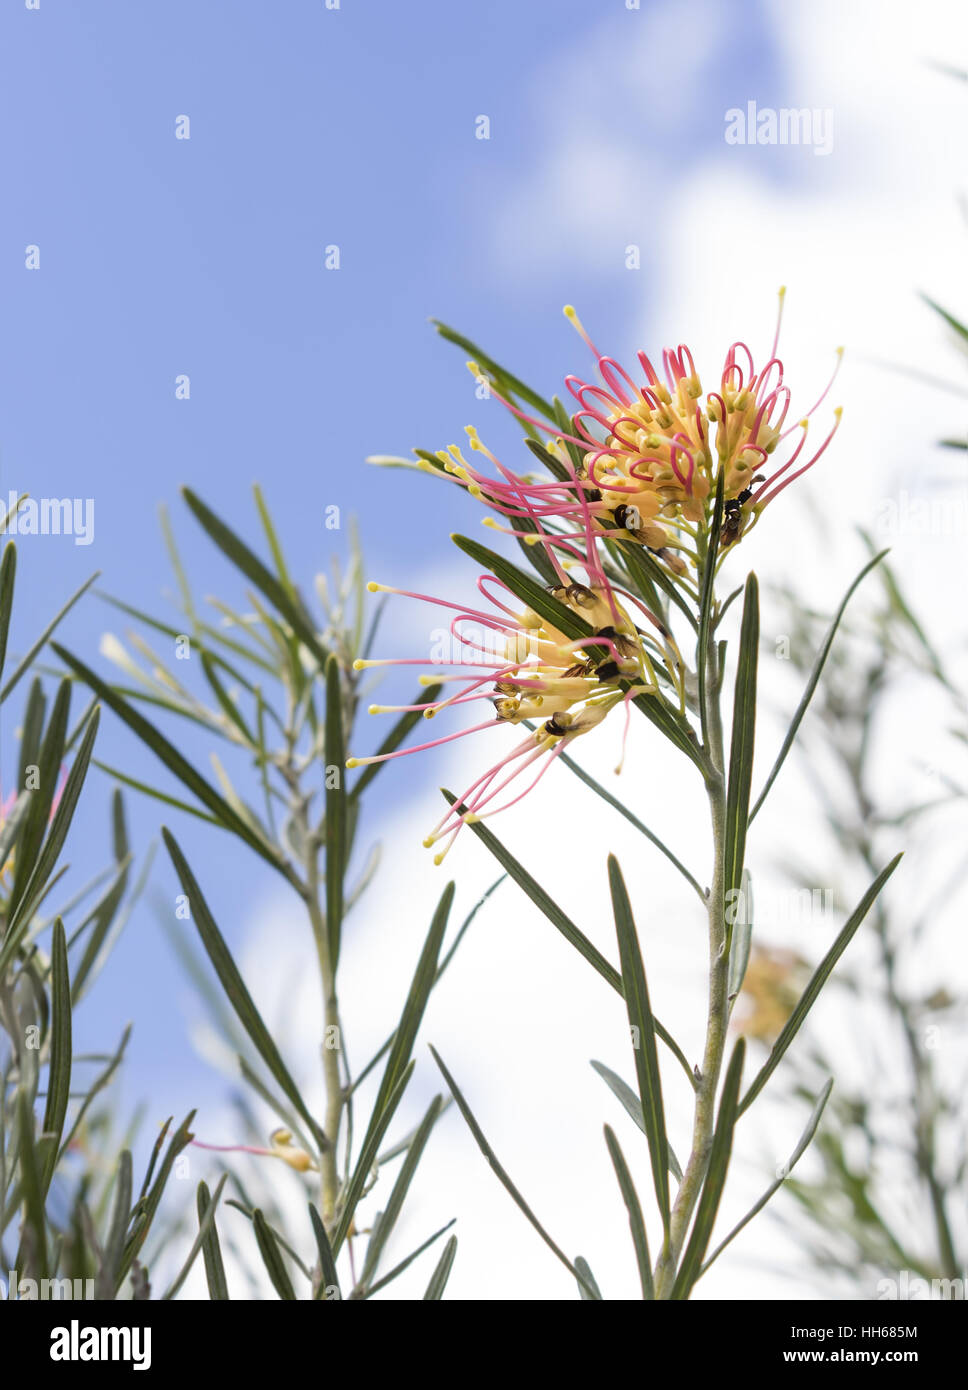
366, 580, 384, 593
836, 345, 845, 356
563, 304, 577, 320
466, 360, 480, 376
433, 853, 446, 866
346, 757, 360, 769
423, 707, 436, 718
352, 659, 366, 670
834, 406, 843, 419
418, 674, 436, 686
423, 836, 435, 848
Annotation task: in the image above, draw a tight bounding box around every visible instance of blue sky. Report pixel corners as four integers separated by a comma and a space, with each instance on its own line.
1, 0, 778, 1106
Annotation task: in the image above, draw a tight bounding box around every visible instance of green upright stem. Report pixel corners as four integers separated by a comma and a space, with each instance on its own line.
654, 620, 731, 1298
305, 831, 344, 1230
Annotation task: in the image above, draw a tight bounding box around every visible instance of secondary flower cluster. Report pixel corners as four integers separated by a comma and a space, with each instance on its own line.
350, 298, 841, 856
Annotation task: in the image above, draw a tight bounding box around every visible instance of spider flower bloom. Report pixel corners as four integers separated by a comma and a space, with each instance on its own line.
467, 292, 843, 572
347, 564, 681, 862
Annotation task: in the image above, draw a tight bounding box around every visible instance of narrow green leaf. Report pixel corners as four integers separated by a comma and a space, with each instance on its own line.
670, 1038, 745, 1299
574, 1255, 602, 1301
359, 1095, 444, 1289
0, 570, 99, 706
181, 488, 329, 669
750, 551, 887, 820
39, 919, 72, 1193
430, 1046, 597, 1299
11, 678, 71, 913
0, 541, 15, 683
97, 1150, 133, 1298
162, 1174, 229, 1299
1, 708, 100, 964
331, 1061, 415, 1255
739, 855, 902, 1113
252, 1207, 297, 1300
363, 1219, 456, 1298
722, 573, 758, 948
423, 1235, 458, 1300
162, 828, 325, 1148
727, 867, 754, 1010
590, 1062, 683, 1178
365, 883, 453, 1138
603, 1125, 654, 1299
309, 1203, 341, 1301
53, 643, 296, 886
608, 854, 670, 1234
451, 533, 705, 770
432, 319, 557, 421
17, 1090, 48, 1281
197, 1179, 230, 1300
91, 760, 222, 827
119, 1111, 196, 1282
444, 792, 695, 1086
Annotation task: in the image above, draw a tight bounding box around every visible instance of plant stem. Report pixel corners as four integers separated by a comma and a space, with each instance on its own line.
305, 843, 344, 1229
654, 622, 730, 1298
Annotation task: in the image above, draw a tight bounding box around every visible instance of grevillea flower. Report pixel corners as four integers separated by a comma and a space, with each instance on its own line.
347, 538, 683, 862
442, 291, 842, 575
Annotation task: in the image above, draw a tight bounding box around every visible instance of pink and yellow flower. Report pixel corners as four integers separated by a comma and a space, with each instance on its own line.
446, 292, 842, 574
347, 542, 682, 861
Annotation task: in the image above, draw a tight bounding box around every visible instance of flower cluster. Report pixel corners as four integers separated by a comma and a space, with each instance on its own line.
351, 298, 841, 856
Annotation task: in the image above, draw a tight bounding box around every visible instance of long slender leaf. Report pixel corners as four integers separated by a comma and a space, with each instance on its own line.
181, 488, 329, 669
53, 644, 296, 886
590, 1061, 683, 1179
97, 1150, 133, 1298
749, 550, 887, 820
444, 791, 695, 1086
722, 573, 758, 950
430, 1046, 597, 1299
608, 854, 670, 1234
701, 1079, 834, 1274
197, 1179, 230, 1300
0, 541, 15, 684
603, 1125, 653, 1299
359, 1094, 444, 1289
331, 1061, 415, 1255
0, 570, 99, 706
39, 919, 72, 1192
309, 1203, 341, 1301
423, 1235, 458, 1300
252, 1207, 297, 1300
162, 829, 324, 1147
162, 1174, 229, 1299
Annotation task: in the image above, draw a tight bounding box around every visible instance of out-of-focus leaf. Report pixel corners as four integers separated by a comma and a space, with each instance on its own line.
252, 1207, 297, 1300
309, 1203, 341, 1301
181, 488, 329, 669
197, 1180, 230, 1300
162, 829, 324, 1148
97, 1150, 133, 1298
0, 541, 15, 683
162, 1174, 229, 1299
54, 643, 296, 886
331, 1061, 415, 1255
119, 1111, 196, 1282
363, 1219, 456, 1298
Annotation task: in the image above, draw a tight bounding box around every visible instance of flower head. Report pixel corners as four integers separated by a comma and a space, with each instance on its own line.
347, 547, 681, 861
452, 291, 842, 575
